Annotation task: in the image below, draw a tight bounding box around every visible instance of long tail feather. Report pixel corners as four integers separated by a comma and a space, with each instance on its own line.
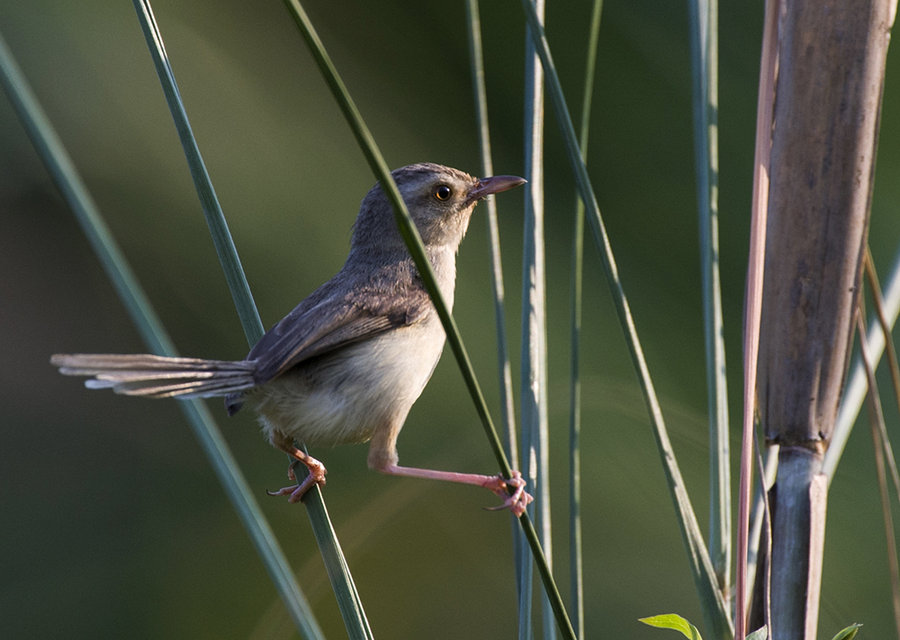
51, 353, 257, 399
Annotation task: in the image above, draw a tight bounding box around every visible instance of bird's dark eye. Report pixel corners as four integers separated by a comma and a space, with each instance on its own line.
434, 185, 452, 201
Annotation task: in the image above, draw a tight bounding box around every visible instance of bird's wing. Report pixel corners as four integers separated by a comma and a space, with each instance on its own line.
248, 281, 432, 385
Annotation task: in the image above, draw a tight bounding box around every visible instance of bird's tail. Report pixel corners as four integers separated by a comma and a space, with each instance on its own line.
51, 353, 257, 400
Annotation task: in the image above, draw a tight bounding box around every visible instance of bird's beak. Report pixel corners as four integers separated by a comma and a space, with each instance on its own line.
466, 175, 527, 204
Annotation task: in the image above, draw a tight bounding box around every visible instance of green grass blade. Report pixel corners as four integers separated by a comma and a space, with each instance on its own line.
521, 1, 553, 638
688, 0, 730, 597
825, 243, 900, 482
0, 35, 171, 356
568, 2, 602, 637
174, 403, 328, 640
280, 1, 576, 637
464, 0, 519, 470
130, 3, 371, 637
463, 1, 530, 633
518, 2, 732, 636
131, 0, 262, 344
0, 29, 325, 640
303, 495, 374, 638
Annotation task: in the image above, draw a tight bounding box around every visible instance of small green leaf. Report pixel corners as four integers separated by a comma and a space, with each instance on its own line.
830, 623, 863, 640
745, 626, 767, 640
639, 614, 703, 640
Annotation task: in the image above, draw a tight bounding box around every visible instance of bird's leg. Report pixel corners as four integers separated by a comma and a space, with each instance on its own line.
267, 433, 327, 503
378, 464, 533, 517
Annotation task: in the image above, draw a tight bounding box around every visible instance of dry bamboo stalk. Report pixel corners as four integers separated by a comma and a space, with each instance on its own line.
755, 1, 894, 638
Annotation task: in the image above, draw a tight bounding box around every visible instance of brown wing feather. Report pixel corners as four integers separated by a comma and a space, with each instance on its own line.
247, 268, 432, 385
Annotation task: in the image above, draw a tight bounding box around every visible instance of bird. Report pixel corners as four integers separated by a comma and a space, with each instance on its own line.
52, 162, 532, 516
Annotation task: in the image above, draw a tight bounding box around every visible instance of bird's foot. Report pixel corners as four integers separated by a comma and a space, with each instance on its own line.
268, 458, 327, 503
482, 471, 533, 517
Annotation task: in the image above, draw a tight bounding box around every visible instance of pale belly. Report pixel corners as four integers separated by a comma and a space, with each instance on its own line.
251, 320, 446, 447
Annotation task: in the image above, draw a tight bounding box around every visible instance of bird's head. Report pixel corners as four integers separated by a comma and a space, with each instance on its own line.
351, 163, 525, 254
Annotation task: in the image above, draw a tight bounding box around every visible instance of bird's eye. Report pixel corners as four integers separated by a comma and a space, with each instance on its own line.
434, 185, 452, 201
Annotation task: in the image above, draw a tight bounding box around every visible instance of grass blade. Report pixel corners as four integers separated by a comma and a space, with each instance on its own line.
688, 0, 730, 598
521, 1, 553, 638
280, 1, 576, 637
862, 251, 900, 500
0, 28, 325, 640
568, 1, 603, 637
736, 0, 778, 635
130, 2, 371, 636
131, 0, 261, 343
518, 2, 732, 636
463, 0, 530, 633
856, 313, 900, 636
464, 0, 519, 472
825, 243, 900, 481
745, 444, 777, 618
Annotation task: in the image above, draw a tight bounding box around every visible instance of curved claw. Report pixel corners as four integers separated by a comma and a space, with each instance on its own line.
268, 459, 327, 503
481, 471, 534, 517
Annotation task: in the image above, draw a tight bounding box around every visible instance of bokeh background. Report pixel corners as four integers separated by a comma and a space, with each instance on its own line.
3, 1, 900, 637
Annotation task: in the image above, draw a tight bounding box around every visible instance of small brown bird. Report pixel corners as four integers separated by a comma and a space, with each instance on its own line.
52, 163, 532, 515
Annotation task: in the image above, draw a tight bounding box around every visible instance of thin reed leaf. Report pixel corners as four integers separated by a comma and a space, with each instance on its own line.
568, 213, 586, 640
464, 0, 518, 471
745, 444, 776, 617
736, 0, 778, 635
688, 0, 730, 599
748, 435, 773, 632
130, 0, 261, 342
0, 30, 325, 640
131, 2, 370, 637
518, 2, 731, 636
568, 1, 603, 637
521, 0, 553, 638
856, 313, 900, 635
463, 0, 529, 633
280, 1, 576, 637
826, 243, 900, 481
863, 251, 900, 498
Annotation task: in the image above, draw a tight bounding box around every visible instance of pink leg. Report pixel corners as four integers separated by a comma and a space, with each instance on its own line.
267, 436, 327, 504
379, 464, 533, 517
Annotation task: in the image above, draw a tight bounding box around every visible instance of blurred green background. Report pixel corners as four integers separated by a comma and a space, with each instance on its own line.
3, 1, 900, 637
